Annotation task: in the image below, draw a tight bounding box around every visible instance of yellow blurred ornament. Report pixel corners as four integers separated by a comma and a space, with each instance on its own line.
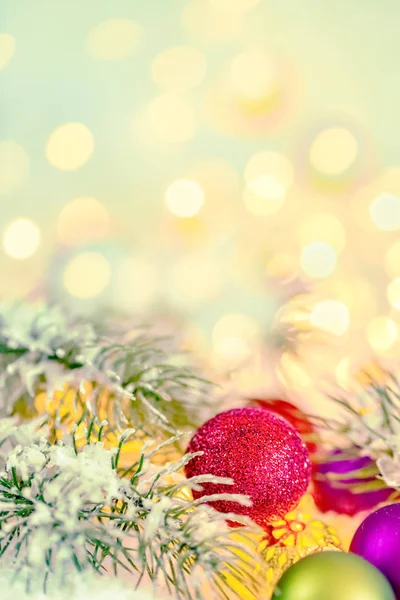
34, 383, 90, 419
33, 382, 183, 466
258, 495, 342, 590
218, 530, 267, 600
103, 429, 182, 470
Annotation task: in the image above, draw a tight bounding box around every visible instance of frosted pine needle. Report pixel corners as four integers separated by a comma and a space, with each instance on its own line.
0, 418, 262, 599
314, 364, 400, 494
0, 302, 212, 437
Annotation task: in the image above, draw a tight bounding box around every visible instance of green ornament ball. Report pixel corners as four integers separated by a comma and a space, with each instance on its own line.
272, 551, 395, 600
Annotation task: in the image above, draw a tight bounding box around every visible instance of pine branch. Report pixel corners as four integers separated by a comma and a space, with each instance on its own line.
0, 303, 213, 439
0, 418, 262, 599
313, 363, 400, 493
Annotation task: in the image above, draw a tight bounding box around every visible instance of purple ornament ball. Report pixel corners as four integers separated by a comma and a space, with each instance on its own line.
350, 503, 400, 599
313, 451, 393, 516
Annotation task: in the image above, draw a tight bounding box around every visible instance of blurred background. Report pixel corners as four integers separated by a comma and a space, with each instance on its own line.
1, 0, 400, 406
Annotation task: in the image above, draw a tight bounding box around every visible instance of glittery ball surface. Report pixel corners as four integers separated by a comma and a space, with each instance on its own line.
185, 407, 312, 529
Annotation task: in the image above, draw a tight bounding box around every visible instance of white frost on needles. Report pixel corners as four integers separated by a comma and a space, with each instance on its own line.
0, 303, 97, 360
0, 302, 98, 411
0, 301, 212, 435
331, 370, 400, 492
0, 417, 261, 599
0, 568, 156, 600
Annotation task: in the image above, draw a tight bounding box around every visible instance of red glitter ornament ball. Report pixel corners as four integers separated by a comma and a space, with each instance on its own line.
251, 397, 318, 454
185, 407, 312, 529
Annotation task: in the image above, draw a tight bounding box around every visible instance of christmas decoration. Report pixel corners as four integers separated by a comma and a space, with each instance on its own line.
4, 303, 400, 600
350, 503, 400, 598
0, 415, 262, 599
317, 368, 400, 505
219, 531, 267, 600
185, 407, 312, 528
312, 450, 393, 516
259, 494, 342, 589
272, 551, 396, 599
4, 0, 400, 595
0, 303, 212, 440
251, 397, 317, 453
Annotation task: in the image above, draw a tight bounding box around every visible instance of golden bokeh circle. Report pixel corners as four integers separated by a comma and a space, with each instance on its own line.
3, 219, 40, 260
46, 123, 94, 171
309, 127, 358, 176
63, 252, 111, 299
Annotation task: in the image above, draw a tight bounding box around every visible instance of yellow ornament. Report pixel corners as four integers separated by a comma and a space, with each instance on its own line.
258, 495, 342, 590
34, 383, 90, 420
33, 382, 183, 467
215, 531, 266, 600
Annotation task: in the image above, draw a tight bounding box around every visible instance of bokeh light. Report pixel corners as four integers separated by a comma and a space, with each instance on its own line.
244, 151, 294, 188
309, 127, 358, 176
86, 19, 141, 60
370, 193, 400, 231
2, 0, 400, 430
367, 316, 397, 351
46, 123, 94, 171
387, 278, 400, 310
0, 34, 16, 70
146, 93, 196, 143
0, 141, 29, 195
212, 313, 260, 366
3, 219, 40, 260
243, 175, 286, 216
63, 252, 111, 299
322, 277, 377, 323
243, 152, 294, 217
230, 51, 279, 102
300, 242, 337, 278
310, 300, 349, 335
57, 197, 110, 245
151, 46, 206, 89
298, 214, 346, 252
166, 180, 204, 217
385, 241, 400, 278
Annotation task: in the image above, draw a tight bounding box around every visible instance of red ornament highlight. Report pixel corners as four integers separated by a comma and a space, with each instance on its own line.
185, 407, 312, 529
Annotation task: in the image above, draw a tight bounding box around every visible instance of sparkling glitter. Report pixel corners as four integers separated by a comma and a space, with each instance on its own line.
185, 407, 311, 529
